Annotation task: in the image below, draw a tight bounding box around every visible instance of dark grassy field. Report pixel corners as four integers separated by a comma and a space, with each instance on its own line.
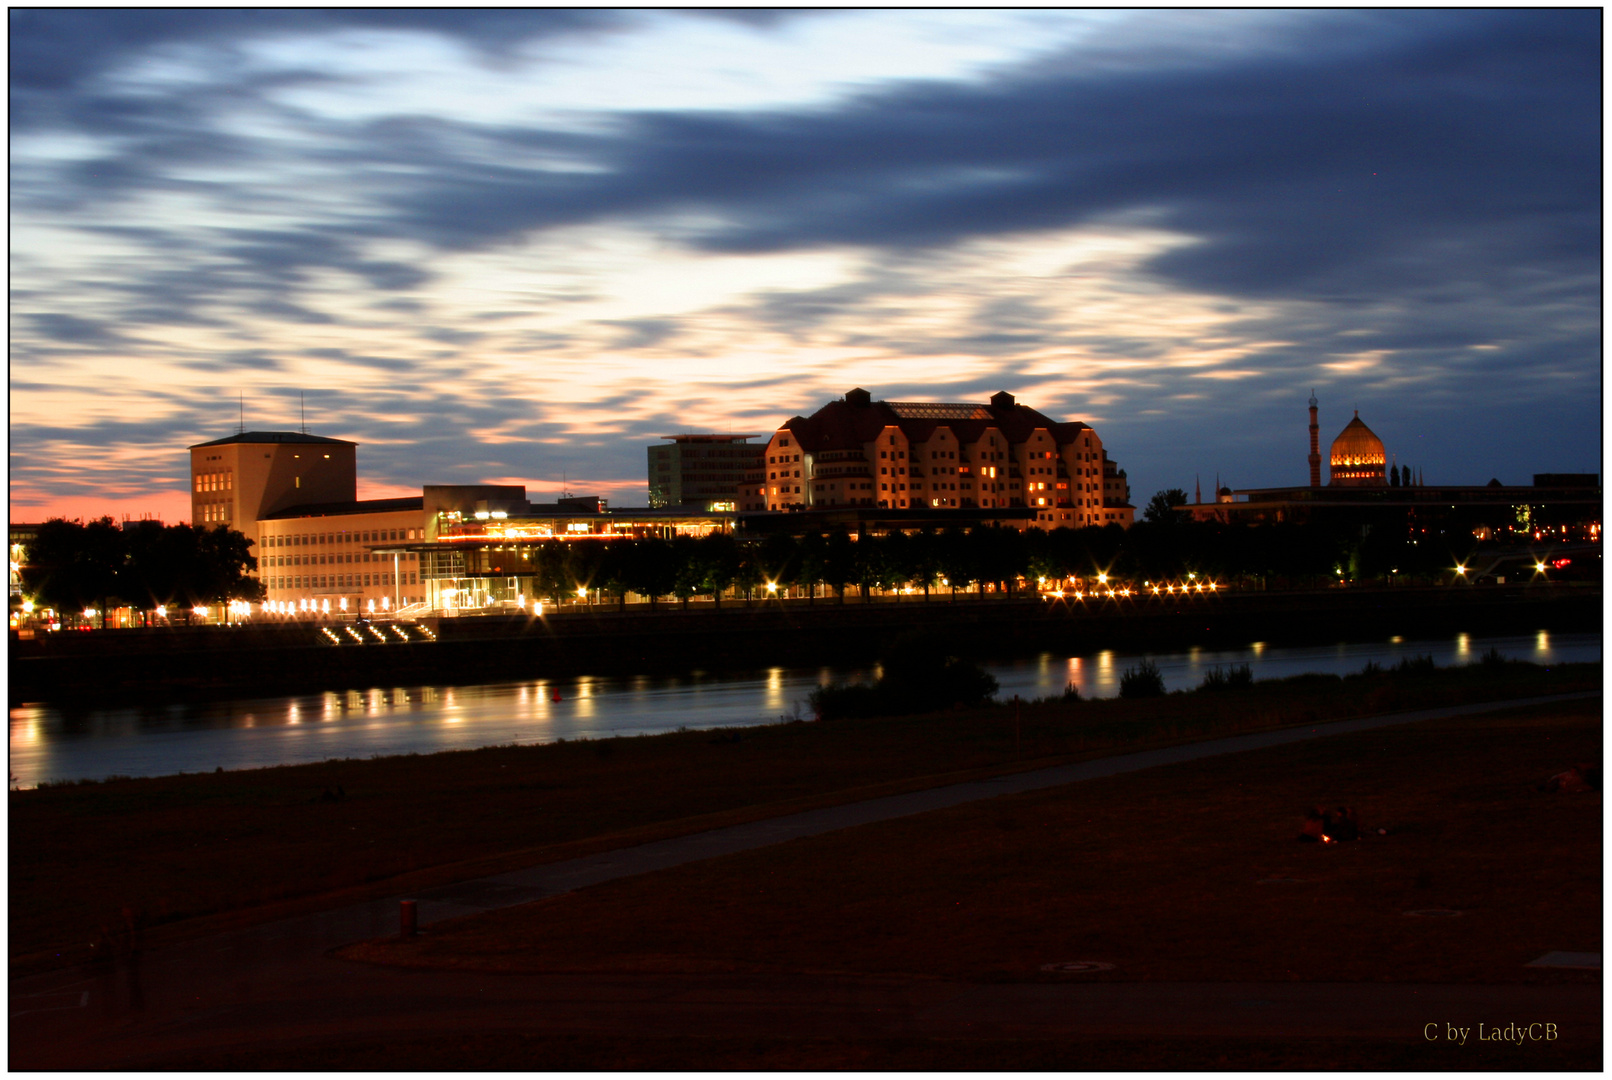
10, 660, 1597, 976
135, 1031, 1600, 1072
345, 698, 1602, 987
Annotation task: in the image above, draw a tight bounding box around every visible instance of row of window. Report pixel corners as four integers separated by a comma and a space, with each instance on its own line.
267, 571, 418, 591
262, 552, 417, 569
195, 471, 232, 492
263, 527, 417, 547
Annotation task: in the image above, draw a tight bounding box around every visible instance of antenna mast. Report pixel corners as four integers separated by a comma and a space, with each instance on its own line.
301, 392, 306, 434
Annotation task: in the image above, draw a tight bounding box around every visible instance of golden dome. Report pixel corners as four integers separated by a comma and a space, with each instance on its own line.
1329, 412, 1386, 486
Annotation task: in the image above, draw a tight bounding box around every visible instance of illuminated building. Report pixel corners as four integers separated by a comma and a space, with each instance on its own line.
189, 431, 357, 547
1184, 397, 1600, 544
648, 434, 764, 510
1329, 412, 1387, 486
397, 500, 736, 611
739, 388, 1134, 530
191, 430, 432, 613
191, 428, 745, 616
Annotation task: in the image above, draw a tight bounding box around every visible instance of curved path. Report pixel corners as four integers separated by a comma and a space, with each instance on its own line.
10, 692, 1601, 1068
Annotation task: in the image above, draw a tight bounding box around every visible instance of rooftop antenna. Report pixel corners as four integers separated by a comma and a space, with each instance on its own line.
238, 392, 244, 434
300, 391, 306, 434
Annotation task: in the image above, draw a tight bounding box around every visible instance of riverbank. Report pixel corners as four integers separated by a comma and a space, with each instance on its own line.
10, 658, 1598, 976
9, 583, 1598, 705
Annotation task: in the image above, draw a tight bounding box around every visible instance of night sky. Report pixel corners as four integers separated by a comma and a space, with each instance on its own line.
9, 10, 1601, 523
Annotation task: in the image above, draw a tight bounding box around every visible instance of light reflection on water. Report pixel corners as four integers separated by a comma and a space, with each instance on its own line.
8, 632, 1598, 789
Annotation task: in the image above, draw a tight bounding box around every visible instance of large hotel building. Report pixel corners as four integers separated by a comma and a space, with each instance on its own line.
739, 388, 1133, 529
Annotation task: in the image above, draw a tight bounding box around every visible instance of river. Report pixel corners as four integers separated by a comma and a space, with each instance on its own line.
8, 631, 1598, 789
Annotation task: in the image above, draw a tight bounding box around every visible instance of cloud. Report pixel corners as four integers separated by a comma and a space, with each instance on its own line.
23, 313, 129, 348
7, 10, 1600, 515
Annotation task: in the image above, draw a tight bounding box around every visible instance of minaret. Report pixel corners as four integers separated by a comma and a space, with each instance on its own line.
1307, 390, 1321, 488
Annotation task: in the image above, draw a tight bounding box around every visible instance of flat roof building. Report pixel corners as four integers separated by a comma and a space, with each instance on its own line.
648, 434, 764, 511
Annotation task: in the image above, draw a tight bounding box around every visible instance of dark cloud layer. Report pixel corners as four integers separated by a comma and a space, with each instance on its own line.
15, 11, 1596, 312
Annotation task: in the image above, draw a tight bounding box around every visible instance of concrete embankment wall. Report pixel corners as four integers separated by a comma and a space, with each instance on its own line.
10, 586, 1599, 705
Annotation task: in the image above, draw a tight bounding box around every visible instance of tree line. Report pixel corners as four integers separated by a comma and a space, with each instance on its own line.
18, 517, 261, 624
511, 510, 1474, 609
16, 502, 1477, 624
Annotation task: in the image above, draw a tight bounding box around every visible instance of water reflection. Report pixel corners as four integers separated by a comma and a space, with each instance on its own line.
8, 632, 1598, 789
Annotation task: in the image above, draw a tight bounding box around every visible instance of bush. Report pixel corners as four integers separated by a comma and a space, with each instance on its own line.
1392, 654, 1437, 676
808, 681, 882, 720
1478, 647, 1509, 671
1062, 681, 1082, 702
1357, 660, 1384, 678
810, 630, 999, 720
1200, 663, 1253, 691
1119, 658, 1165, 699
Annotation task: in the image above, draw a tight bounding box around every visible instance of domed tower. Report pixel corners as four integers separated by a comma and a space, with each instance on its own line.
1329, 411, 1386, 486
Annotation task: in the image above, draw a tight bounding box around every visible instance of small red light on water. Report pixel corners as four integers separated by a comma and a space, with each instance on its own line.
1552, 558, 1571, 569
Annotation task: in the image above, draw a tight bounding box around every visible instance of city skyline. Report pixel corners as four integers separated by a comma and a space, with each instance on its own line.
10, 10, 1601, 525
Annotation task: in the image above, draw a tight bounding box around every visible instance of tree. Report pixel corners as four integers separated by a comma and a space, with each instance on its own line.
696, 532, 741, 608
19, 518, 261, 626
193, 524, 262, 607
796, 531, 828, 603
823, 530, 855, 603
21, 518, 123, 623
627, 537, 680, 610
1143, 488, 1189, 524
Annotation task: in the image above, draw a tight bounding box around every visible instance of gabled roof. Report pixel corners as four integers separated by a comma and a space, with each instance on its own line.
778, 390, 1091, 452
190, 431, 355, 449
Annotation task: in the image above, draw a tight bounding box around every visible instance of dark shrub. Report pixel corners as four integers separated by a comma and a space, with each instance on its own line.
1392, 654, 1437, 676
1119, 658, 1165, 699
809, 681, 881, 720
1200, 663, 1254, 691
811, 630, 999, 719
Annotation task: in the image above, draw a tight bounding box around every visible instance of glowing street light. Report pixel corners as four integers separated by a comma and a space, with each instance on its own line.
765, 581, 778, 593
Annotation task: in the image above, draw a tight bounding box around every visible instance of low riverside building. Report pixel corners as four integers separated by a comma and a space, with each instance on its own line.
256, 498, 428, 614
191, 429, 743, 616
739, 388, 1134, 530
381, 498, 736, 612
